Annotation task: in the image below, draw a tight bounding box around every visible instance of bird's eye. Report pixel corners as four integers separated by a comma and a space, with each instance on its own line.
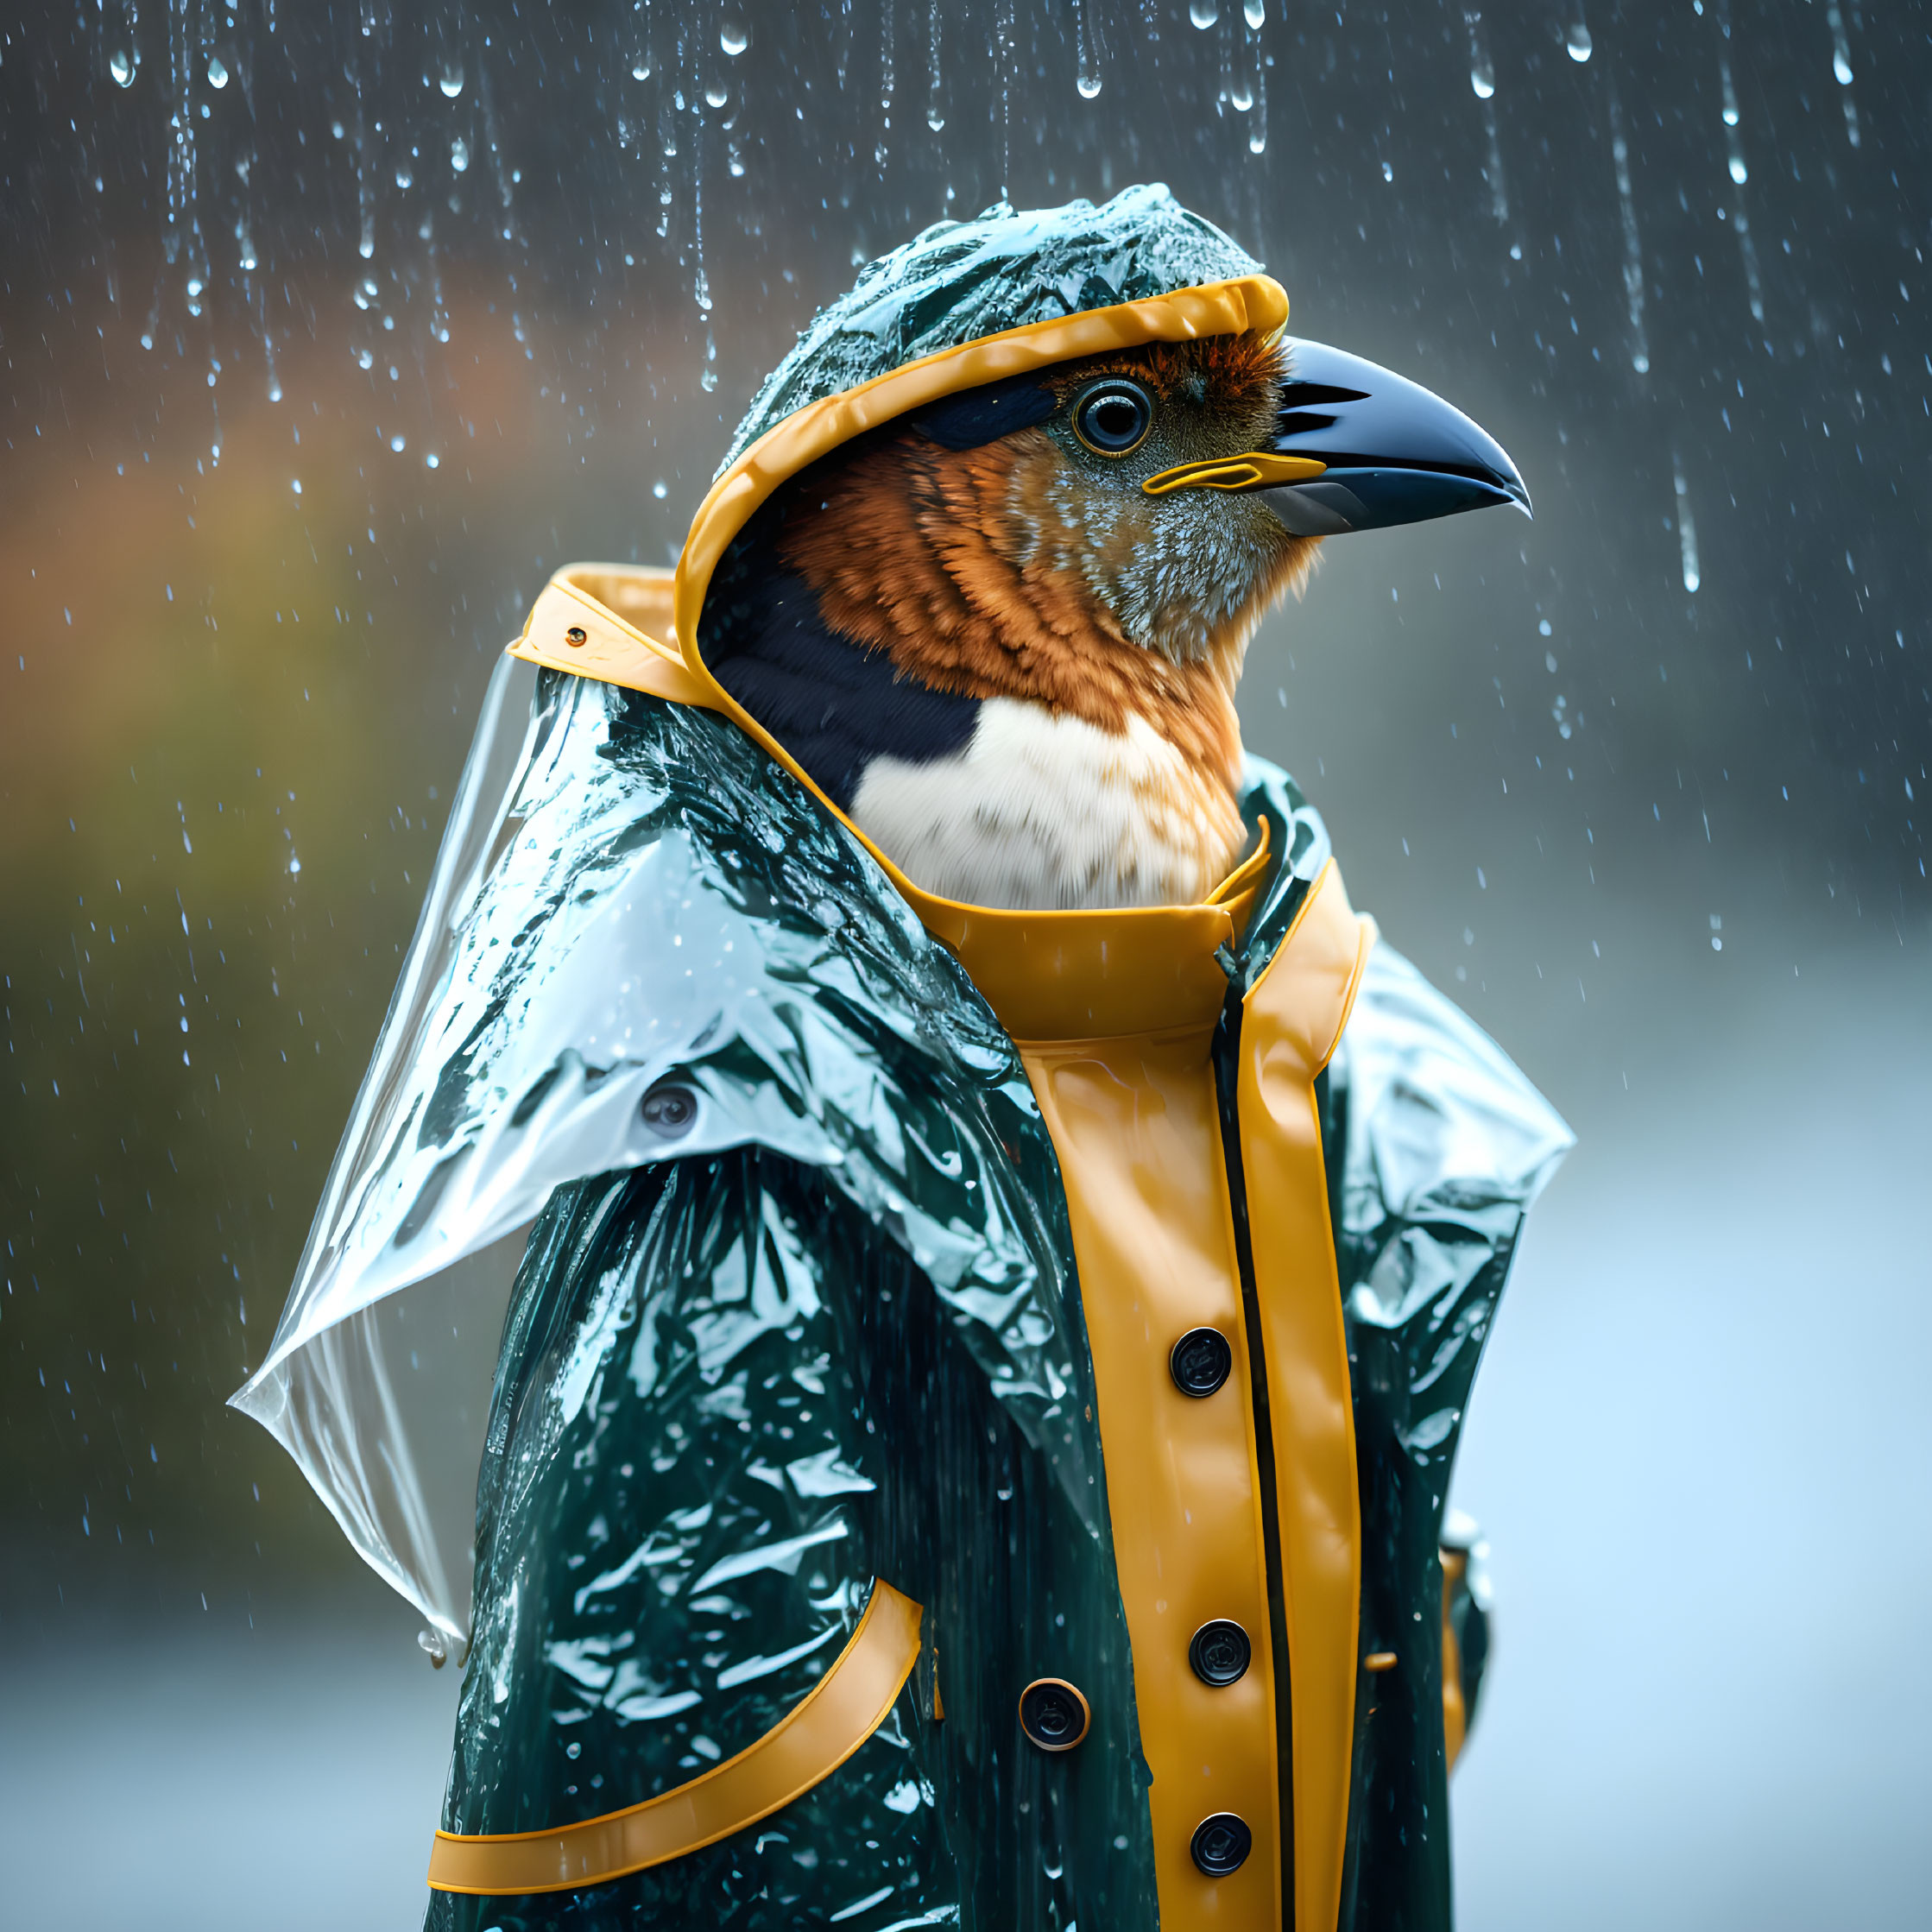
1071, 379, 1153, 457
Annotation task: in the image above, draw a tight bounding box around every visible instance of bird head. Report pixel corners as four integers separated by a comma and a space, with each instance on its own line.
720, 324, 1527, 727
688, 188, 1529, 909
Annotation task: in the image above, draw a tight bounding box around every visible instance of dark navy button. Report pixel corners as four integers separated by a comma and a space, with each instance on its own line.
1170, 1326, 1233, 1398
1190, 1812, 1253, 1876
640, 1082, 698, 1138
1189, 1619, 1252, 1688
1018, 1677, 1090, 1753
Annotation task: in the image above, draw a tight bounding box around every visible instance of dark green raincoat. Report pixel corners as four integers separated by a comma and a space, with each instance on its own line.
236, 187, 1569, 1932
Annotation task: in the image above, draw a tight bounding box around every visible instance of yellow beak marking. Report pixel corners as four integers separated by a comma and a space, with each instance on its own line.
1141, 452, 1328, 496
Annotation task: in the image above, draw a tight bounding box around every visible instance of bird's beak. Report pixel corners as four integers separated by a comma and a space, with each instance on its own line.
1142, 338, 1531, 536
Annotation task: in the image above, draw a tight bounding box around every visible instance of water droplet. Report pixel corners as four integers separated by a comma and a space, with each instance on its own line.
440, 63, 464, 98
652, 480, 668, 500
110, 47, 136, 87
1190, 0, 1218, 26
1728, 155, 1748, 185
394, 166, 413, 189
1381, 160, 1393, 182
425, 452, 440, 470
1243, 0, 1266, 24
206, 55, 230, 90
288, 856, 301, 875
290, 478, 302, 495
451, 136, 469, 173
721, 20, 748, 57
632, 60, 651, 80
1470, 66, 1494, 99
704, 81, 729, 108
1833, 52, 1853, 86
390, 433, 407, 452
1722, 104, 1739, 127
1565, 23, 1593, 62
927, 107, 945, 131
357, 347, 373, 369
1076, 73, 1102, 99
1632, 351, 1650, 373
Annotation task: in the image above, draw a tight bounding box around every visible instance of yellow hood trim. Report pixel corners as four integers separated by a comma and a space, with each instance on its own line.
508, 274, 1289, 1032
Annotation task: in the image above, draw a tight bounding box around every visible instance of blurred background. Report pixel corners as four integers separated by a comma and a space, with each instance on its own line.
2, 3, 1926, 1927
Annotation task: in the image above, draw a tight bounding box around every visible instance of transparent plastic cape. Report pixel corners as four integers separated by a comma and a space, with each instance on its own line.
231, 656, 1115, 1647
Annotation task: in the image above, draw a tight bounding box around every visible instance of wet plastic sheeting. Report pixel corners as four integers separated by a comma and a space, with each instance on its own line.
235, 663, 1107, 1645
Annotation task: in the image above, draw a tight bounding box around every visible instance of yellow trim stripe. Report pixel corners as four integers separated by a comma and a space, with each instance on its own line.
1236, 861, 1376, 1932
426, 1579, 923, 1897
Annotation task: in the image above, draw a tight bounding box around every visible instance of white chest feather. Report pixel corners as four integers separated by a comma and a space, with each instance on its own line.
848, 697, 1247, 911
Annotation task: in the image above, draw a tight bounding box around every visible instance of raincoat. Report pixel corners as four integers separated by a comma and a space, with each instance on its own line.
235, 186, 1569, 1932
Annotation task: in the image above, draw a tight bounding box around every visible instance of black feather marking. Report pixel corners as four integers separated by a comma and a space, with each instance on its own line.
707, 570, 979, 811
907, 373, 1058, 452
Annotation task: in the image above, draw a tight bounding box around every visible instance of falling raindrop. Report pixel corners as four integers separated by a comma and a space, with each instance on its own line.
110, 47, 137, 87
1728, 154, 1748, 185
704, 79, 729, 108
925, 0, 944, 129
1673, 466, 1701, 593
1190, 0, 1219, 28
439, 63, 464, 98
1824, 0, 1859, 144
1566, 22, 1593, 63
1248, 43, 1267, 152
450, 136, 469, 173
1606, 83, 1649, 374
1243, 0, 1265, 25
206, 54, 229, 89
389, 433, 407, 452
1073, 0, 1102, 98
721, 16, 748, 57
1464, 10, 1512, 235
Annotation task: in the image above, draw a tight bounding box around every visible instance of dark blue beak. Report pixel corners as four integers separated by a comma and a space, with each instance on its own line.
1257, 338, 1531, 536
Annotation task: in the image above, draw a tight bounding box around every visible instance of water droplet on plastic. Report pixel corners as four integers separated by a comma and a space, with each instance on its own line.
451, 136, 470, 174
439, 64, 464, 98
1190, 0, 1219, 26
110, 47, 136, 87
1566, 23, 1593, 62
206, 55, 230, 90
